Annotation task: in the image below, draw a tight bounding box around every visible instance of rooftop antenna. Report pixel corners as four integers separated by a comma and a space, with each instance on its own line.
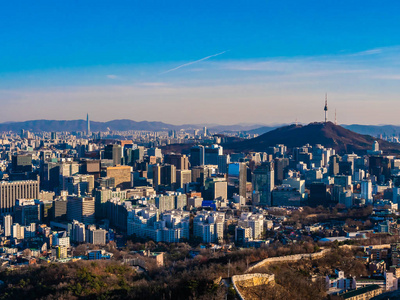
324, 93, 328, 124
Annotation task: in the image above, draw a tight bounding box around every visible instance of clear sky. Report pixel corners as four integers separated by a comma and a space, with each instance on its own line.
1, 1, 400, 125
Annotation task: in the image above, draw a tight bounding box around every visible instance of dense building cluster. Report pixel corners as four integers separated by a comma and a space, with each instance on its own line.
1, 121, 400, 298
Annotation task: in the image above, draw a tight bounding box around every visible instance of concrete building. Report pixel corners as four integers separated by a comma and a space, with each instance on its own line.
86, 225, 107, 245
193, 211, 225, 243
3, 215, 12, 237
0, 179, 39, 213
176, 170, 192, 189
106, 166, 132, 189
252, 162, 274, 206
71, 220, 86, 243
67, 196, 95, 224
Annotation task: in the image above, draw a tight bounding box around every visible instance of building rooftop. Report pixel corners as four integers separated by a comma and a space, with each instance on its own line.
340, 284, 381, 299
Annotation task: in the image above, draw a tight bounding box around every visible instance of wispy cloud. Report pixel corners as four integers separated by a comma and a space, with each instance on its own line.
350, 48, 383, 56
107, 74, 118, 79
160, 50, 229, 74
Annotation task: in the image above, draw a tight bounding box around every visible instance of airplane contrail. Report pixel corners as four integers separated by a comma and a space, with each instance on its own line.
160, 50, 228, 74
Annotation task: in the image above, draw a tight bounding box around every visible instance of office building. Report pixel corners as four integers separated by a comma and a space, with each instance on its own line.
361, 179, 373, 204
0, 179, 40, 213
67, 196, 95, 224
104, 144, 122, 166
228, 162, 247, 199
106, 166, 132, 189
86, 225, 106, 245
164, 154, 189, 170
176, 170, 192, 189
15, 199, 41, 225
252, 162, 274, 206
190, 146, 205, 167
12, 154, 32, 173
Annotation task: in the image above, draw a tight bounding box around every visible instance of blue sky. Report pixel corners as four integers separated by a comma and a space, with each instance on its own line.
1, 1, 400, 124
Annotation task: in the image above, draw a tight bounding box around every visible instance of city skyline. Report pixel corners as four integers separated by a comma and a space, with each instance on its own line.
1, 1, 400, 124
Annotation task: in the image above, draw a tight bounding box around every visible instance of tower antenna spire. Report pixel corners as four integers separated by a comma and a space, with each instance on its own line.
324, 93, 328, 124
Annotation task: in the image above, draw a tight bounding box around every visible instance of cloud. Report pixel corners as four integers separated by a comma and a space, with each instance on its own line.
160, 50, 229, 74
107, 74, 118, 79
350, 48, 383, 56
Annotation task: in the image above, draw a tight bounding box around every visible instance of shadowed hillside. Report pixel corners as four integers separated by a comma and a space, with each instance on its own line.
224, 122, 400, 154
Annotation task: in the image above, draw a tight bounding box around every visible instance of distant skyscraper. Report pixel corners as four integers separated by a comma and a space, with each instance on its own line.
87, 113, 91, 136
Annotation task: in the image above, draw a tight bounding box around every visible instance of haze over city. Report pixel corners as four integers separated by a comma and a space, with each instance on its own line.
1, 1, 400, 124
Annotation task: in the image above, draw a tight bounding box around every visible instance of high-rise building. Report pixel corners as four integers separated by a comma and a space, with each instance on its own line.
369, 156, 391, 183
227, 162, 247, 199
329, 155, 340, 176
361, 179, 373, 204
193, 211, 225, 243
104, 144, 122, 166
106, 166, 132, 189
0, 179, 40, 213
64, 174, 95, 196
274, 158, 289, 185
190, 146, 205, 167
53, 199, 67, 221
161, 164, 176, 187
155, 195, 175, 213
12, 154, 32, 173
176, 170, 192, 189
252, 162, 274, 206
15, 199, 41, 225
67, 196, 95, 224
87, 113, 91, 136
309, 182, 330, 207
71, 220, 86, 243
148, 148, 162, 159
203, 177, 227, 200
164, 154, 189, 170
3, 215, 12, 237
205, 145, 223, 165
132, 146, 145, 163
86, 225, 106, 245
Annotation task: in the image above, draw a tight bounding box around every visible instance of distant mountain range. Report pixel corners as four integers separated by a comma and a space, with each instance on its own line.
0, 119, 266, 133
224, 122, 400, 155
1, 119, 400, 138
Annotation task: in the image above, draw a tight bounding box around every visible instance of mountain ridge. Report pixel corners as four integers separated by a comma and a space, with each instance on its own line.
223, 122, 400, 154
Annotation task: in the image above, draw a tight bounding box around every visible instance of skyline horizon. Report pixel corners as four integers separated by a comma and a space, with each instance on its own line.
2, 117, 400, 128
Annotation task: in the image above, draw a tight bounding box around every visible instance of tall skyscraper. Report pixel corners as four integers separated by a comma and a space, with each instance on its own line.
87, 113, 91, 136
361, 179, 373, 204
190, 145, 205, 167
252, 162, 274, 206
228, 162, 247, 199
